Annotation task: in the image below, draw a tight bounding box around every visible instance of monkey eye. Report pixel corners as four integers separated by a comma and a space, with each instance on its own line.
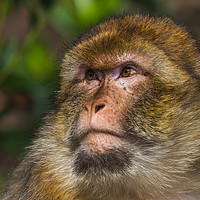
85, 69, 98, 81
120, 66, 137, 78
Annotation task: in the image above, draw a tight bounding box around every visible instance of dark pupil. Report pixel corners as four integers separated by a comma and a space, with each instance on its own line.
87, 71, 95, 80
123, 68, 131, 76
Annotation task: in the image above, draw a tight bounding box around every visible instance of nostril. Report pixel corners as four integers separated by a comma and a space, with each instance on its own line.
95, 104, 105, 113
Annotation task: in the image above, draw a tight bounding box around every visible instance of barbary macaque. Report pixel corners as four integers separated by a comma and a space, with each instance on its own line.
1, 15, 200, 200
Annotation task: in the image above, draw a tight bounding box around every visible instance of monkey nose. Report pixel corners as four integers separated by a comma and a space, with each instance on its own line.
95, 104, 105, 113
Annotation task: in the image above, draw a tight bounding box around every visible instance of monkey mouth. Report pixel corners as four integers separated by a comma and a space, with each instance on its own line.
73, 129, 131, 174
81, 129, 125, 154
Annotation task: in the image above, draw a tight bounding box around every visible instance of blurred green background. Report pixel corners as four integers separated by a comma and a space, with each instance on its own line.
0, 0, 200, 191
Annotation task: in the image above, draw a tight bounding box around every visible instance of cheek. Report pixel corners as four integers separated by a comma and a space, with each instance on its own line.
114, 75, 150, 102
115, 75, 148, 92
79, 80, 100, 91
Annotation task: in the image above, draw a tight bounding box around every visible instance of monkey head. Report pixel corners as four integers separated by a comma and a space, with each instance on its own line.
48, 15, 200, 199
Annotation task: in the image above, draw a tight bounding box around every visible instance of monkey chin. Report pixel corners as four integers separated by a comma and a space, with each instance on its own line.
73, 132, 132, 175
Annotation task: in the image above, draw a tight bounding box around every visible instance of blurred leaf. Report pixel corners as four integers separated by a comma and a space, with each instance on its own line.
0, 41, 18, 70
0, 130, 30, 155
40, 0, 55, 11
49, 0, 123, 36
6, 42, 56, 85
0, 0, 17, 17
25, 43, 55, 82
74, 0, 121, 27
0, 40, 19, 85
49, 2, 78, 35
134, 0, 158, 12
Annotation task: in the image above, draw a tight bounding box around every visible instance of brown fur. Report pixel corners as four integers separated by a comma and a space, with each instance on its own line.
1, 15, 200, 200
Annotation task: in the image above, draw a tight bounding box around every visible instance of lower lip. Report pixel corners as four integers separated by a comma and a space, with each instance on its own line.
82, 132, 124, 153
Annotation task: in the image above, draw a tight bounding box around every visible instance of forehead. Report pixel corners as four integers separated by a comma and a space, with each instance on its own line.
70, 15, 168, 70
70, 15, 196, 72
73, 30, 151, 71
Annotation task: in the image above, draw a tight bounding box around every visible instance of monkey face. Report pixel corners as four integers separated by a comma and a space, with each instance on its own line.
67, 62, 151, 174
61, 20, 194, 178
63, 46, 167, 177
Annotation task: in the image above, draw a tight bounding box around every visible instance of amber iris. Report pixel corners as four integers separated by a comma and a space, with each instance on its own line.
85, 70, 96, 81
121, 67, 137, 77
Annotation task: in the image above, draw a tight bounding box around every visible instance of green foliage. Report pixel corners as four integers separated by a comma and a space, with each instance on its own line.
0, 130, 30, 155
21, 43, 55, 82
49, 0, 123, 35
